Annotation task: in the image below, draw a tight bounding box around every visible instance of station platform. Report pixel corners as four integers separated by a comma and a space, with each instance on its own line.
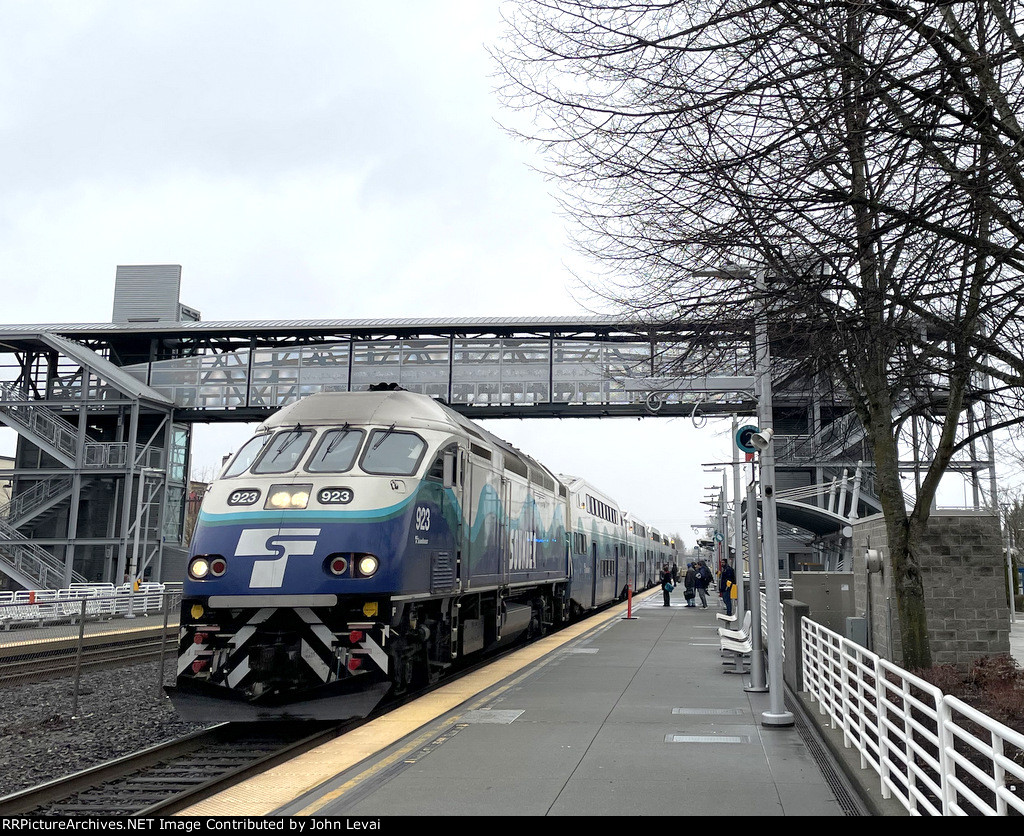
179, 588, 868, 818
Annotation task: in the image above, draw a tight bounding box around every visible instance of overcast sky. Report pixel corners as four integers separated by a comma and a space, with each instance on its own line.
0, 2, 734, 543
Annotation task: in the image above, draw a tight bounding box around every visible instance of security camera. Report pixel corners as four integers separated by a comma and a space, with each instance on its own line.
750, 427, 774, 451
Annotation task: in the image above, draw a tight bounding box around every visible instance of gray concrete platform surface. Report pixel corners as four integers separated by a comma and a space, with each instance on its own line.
271, 591, 869, 817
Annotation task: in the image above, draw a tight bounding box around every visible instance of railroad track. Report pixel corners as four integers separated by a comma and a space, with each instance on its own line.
0, 721, 353, 816
0, 629, 178, 687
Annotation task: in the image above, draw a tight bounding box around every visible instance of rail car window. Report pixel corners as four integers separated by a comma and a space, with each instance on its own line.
306, 428, 364, 473
252, 429, 315, 474
361, 430, 426, 476
585, 494, 619, 525
222, 434, 273, 478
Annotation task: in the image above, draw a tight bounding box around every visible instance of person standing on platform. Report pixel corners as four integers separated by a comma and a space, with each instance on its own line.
695, 560, 711, 609
660, 564, 674, 607
683, 563, 698, 607
719, 558, 736, 616
671, 563, 679, 585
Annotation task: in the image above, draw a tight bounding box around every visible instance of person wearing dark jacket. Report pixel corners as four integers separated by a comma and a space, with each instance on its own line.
695, 560, 711, 608
660, 565, 673, 607
683, 563, 698, 607
719, 559, 736, 616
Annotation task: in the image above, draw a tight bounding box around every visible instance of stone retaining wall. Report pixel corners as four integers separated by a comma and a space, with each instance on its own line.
851, 511, 1009, 667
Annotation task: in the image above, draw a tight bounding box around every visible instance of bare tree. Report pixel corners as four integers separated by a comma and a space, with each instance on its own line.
183, 467, 216, 548
495, 0, 1024, 668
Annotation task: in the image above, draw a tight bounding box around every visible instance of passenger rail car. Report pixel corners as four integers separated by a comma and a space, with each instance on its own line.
168, 390, 662, 721
562, 475, 632, 613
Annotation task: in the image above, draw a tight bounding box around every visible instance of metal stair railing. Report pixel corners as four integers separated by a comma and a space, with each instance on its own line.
0, 381, 82, 461
0, 516, 87, 588
0, 382, 162, 470
0, 474, 73, 526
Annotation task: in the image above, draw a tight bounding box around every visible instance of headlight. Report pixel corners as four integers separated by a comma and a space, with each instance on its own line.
324, 553, 378, 578
265, 484, 312, 510
356, 555, 379, 577
189, 557, 210, 579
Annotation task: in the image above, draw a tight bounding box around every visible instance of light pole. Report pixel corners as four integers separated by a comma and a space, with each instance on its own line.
695, 263, 790, 723
753, 272, 794, 727
730, 418, 746, 621
1004, 504, 1017, 625
744, 478, 767, 691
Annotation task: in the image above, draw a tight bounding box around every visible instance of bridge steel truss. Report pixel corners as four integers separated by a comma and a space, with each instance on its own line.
99, 316, 758, 422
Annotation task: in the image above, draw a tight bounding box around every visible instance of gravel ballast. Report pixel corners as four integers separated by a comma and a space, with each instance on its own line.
0, 661, 211, 799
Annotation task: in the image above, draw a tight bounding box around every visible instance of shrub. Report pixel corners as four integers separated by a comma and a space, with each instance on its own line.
916, 655, 1024, 736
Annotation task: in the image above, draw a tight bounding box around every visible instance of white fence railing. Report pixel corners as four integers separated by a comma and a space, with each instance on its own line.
0, 582, 171, 629
801, 617, 1024, 816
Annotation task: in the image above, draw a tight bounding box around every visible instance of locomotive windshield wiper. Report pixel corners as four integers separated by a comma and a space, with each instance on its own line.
269, 425, 304, 463
372, 423, 397, 450
322, 423, 351, 460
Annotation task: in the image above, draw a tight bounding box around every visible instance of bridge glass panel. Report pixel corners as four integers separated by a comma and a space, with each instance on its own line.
552, 340, 649, 404
350, 339, 449, 397
250, 348, 301, 407
141, 352, 250, 408
450, 339, 550, 405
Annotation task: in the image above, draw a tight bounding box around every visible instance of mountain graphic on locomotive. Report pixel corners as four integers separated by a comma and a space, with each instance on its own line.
167, 389, 677, 721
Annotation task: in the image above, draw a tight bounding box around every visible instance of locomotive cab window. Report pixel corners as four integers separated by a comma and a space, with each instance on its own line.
426, 443, 460, 485
252, 429, 315, 475
361, 429, 426, 476
222, 433, 273, 478
306, 427, 364, 473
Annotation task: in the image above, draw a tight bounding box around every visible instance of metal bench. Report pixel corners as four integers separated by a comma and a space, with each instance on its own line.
718, 610, 751, 641
719, 610, 753, 675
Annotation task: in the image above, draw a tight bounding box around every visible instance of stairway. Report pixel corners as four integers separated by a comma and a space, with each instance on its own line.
0, 515, 86, 589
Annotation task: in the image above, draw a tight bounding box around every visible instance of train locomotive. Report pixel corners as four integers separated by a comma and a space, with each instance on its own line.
168, 389, 677, 721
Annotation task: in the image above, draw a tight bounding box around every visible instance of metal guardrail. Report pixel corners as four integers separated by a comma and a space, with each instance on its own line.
800, 617, 1024, 815
0, 382, 164, 470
